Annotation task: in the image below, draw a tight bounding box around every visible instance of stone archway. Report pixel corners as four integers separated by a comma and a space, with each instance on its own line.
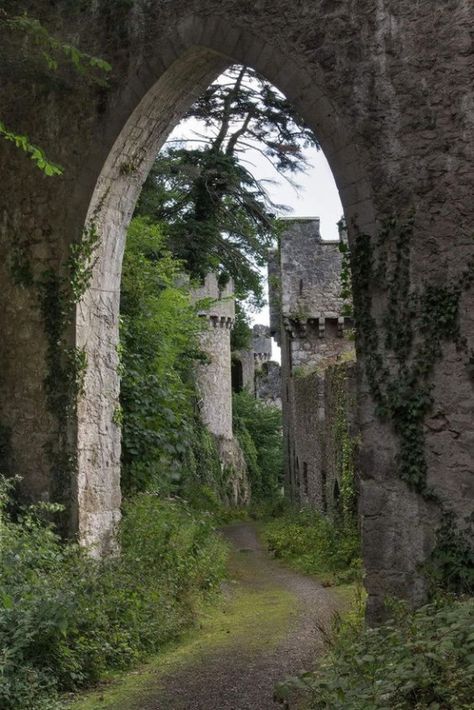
75, 27, 371, 558
1, 2, 472, 620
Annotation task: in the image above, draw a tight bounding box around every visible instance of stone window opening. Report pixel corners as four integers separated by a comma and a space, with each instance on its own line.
231, 358, 244, 393
333, 479, 341, 513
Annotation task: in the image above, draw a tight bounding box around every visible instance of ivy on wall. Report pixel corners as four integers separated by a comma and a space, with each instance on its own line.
350, 213, 473, 496
7, 218, 100, 527
329, 363, 358, 522
349, 212, 474, 590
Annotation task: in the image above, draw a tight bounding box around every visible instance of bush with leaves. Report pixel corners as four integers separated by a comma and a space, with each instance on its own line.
262, 507, 361, 586
276, 597, 474, 710
232, 389, 283, 501
120, 217, 207, 495
0, 478, 227, 710
428, 511, 474, 595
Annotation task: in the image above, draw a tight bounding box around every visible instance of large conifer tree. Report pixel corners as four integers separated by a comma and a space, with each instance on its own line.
136, 65, 319, 304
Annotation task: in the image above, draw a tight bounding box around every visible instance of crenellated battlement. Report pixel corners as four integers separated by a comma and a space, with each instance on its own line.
269, 217, 351, 342
192, 272, 235, 324
268, 217, 357, 516
206, 315, 234, 329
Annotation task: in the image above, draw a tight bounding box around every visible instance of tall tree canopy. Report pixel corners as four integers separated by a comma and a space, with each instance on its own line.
136, 64, 319, 304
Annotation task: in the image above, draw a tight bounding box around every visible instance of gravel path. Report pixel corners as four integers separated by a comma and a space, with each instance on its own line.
136, 522, 341, 710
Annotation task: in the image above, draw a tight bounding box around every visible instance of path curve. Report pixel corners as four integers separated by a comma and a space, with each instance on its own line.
139, 522, 341, 710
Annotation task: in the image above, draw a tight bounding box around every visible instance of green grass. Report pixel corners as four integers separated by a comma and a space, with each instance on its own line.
261, 508, 362, 587
66, 543, 296, 710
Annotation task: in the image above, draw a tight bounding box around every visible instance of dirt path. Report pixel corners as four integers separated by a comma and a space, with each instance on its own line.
71, 522, 342, 710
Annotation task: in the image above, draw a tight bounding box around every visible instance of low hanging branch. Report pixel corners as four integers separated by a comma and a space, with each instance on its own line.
0, 10, 111, 175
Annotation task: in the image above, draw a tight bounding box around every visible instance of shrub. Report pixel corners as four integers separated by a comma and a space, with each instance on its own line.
262, 507, 361, 586
276, 597, 474, 709
0, 483, 227, 710
428, 511, 474, 595
233, 389, 283, 501
120, 217, 205, 495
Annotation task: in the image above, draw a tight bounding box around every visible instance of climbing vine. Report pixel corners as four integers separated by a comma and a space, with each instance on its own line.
39, 221, 100, 411
348, 212, 474, 587
42, 222, 100, 510
350, 212, 473, 496
330, 363, 358, 521
7, 219, 101, 521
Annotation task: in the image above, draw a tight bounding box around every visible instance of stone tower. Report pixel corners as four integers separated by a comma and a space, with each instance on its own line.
252, 325, 272, 368
252, 325, 282, 409
232, 323, 276, 396
192, 274, 249, 505
192, 273, 235, 439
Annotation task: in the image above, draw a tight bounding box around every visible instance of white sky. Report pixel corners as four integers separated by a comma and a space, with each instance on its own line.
246, 146, 343, 241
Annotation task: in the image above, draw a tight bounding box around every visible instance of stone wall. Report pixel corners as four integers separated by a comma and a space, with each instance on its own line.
255, 361, 282, 409
288, 368, 324, 507
1, 0, 473, 617
280, 218, 346, 322
191, 273, 250, 505
324, 362, 359, 516
269, 218, 356, 513
288, 361, 358, 513
290, 358, 360, 512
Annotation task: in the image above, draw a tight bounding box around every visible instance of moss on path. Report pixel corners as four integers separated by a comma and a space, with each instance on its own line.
67, 522, 340, 710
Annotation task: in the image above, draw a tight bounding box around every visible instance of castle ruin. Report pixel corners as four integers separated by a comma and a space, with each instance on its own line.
269, 218, 357, 513
1, 0, 473, 618
192, 273, 250, 505
232, 324, 281, 408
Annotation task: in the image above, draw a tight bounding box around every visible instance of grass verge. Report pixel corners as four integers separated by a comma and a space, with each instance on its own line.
66, 539, 296, 710
261, 507, 362, 587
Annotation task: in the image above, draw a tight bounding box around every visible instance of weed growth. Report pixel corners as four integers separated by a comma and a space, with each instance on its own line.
262, 507, 361, 586
0, 479, 227, 710
276, 596, 474, 709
